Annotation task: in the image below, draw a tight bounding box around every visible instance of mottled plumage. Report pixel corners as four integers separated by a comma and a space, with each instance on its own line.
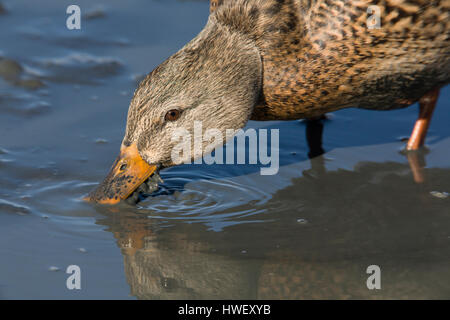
211, 0, 449, 119
87, 0, 450, 204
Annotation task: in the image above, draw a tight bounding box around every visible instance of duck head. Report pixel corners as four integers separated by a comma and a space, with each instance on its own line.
85, 22, 262, 204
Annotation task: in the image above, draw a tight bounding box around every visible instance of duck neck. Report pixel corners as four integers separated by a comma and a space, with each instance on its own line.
180, 13, 263, 131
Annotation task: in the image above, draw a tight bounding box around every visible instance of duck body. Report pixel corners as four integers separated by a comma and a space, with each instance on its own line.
211, 0, 450, 120
87, 0, 450, 204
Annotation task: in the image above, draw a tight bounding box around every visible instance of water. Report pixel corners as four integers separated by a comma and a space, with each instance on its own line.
0, 0, 449, 299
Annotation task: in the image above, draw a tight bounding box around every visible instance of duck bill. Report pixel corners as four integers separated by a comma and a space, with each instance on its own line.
84, 144, 157, 204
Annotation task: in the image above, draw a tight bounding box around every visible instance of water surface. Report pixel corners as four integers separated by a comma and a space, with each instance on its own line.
0, 0, 449, 299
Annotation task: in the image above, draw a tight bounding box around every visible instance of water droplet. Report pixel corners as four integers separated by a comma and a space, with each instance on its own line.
430, 191, 449, 199
94, 138, 108, 144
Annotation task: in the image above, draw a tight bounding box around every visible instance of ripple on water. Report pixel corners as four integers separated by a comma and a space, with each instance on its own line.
2, 100, 51, 117
35, 53, 122, 85
136, 175, 275, 230
18, 18, 130, 49
0, 199, 31, 215
0, 147, 97, 217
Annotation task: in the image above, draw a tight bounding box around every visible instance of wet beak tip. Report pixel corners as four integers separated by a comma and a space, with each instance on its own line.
85, 144, 157, 205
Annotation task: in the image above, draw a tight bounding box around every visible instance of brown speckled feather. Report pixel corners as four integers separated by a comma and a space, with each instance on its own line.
86, 0, 450, 203
211, 0, 450, 120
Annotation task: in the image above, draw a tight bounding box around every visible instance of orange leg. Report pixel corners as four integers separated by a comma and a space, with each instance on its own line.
406, 151, 426, 183
406, 88, 440, 151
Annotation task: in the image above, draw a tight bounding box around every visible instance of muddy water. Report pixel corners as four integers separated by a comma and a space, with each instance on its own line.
0, 0, 449, 299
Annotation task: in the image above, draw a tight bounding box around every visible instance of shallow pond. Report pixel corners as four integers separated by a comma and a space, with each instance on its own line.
0, 0, 449, 299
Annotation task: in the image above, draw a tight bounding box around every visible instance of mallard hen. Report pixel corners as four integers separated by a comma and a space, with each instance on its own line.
86, 0, 450, 204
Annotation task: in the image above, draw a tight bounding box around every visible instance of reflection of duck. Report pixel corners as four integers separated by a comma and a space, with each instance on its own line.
96, 209, 259, 299
95, 156, 450, 299
87, 0, 449, 204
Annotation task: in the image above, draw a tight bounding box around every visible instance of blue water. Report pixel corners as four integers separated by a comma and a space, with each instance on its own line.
0, 0, 449, 299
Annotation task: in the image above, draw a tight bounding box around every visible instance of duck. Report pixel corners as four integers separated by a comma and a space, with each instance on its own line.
85, 0, 450, 204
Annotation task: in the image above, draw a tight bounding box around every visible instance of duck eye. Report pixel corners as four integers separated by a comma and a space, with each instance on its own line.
164, 109, 181, 121
119, 163, 127, 171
